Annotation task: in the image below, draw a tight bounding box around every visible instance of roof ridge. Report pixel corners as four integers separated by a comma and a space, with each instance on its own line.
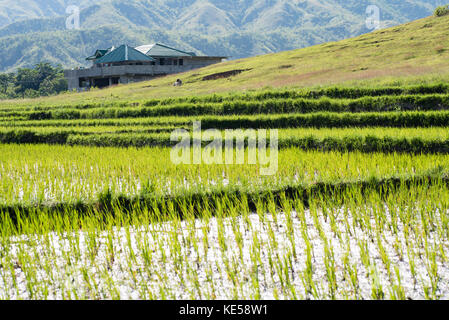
95, 44, 155, 64
152, 43, 195, 56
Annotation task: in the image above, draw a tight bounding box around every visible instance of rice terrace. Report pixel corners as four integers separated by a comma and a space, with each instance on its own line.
1, 1, 449, 302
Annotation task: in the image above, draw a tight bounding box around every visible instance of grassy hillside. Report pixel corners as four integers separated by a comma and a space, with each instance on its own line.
0, 13, 448, 108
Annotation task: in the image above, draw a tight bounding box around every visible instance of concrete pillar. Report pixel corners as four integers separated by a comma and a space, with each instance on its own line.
120, 76, 130, 84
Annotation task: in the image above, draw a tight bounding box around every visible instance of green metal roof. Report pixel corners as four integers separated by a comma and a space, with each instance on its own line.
95, 45, 155, 64
135, 43, 196, 57
86, 49, 110, 61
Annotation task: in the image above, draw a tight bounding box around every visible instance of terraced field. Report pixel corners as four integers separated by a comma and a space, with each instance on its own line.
3, 85, 449, 153
1, 82, 449, 300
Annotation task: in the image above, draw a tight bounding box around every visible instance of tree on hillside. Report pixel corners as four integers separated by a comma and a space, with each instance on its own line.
39, 76, 67, 96
36, 63, 58, 82
12, 62, 67, 98
15, 67, 40, 93
0, 73, 14, 94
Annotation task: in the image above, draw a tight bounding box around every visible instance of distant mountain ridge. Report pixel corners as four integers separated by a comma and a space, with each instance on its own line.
0, 0, 99, 28
0, 0, 446, 72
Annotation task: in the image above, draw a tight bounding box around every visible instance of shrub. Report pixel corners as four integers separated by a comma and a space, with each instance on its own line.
434, 5, 449, 17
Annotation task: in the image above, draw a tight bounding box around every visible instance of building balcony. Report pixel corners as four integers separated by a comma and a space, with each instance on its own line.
64, 64, 200, 79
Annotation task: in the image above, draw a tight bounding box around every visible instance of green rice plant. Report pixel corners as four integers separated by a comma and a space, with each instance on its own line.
358, 239, 371, 275
343, 238, 360, 298
282, 249, 297, 299
370, 264, 385, 300
301, 241, 318, 299
323, 239, 337, 299
281, 194, 297, 259
250, 232, 262, 300
389, 266, 406, 300
424, 241, 440, 299
377, 235, 392, 280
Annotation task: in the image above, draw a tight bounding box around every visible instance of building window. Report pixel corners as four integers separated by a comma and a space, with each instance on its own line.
159, 58, 165, 65
179, 59, 184, 66
174, 59, 178, 66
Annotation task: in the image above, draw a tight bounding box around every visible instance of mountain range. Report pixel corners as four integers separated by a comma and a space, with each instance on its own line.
0, 0, 446, 72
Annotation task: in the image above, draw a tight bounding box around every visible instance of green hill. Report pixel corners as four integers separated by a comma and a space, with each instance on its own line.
0, 0, 447, 72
